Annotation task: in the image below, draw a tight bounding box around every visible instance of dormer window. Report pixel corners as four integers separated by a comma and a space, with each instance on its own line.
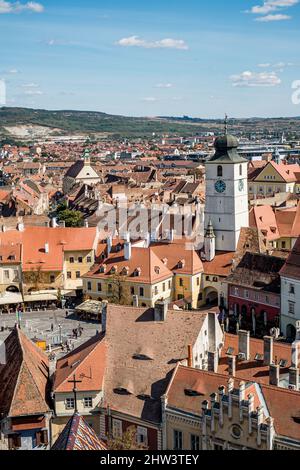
134, 268, 142, 277
178, 259, 185, 269
111, 265, 118, 274
154, 266, 161, 275
122, 266, 130, 276
100, 264, 107, 274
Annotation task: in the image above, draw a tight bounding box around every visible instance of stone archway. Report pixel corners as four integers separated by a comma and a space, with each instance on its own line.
204, 287, 218, 307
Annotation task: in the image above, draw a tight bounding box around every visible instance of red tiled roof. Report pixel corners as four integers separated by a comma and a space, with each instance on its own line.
0, 328, 50, 418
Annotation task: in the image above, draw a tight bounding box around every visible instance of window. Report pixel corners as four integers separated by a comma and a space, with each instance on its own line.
130, 286, 135, 295
282, 242, 286, 249
76, 271, 81, 279
168, 280, 172, 290
214, 443, 224, 451
87, 282, 92, 291
78, 257, 83, 264
139, 287, 144, 297
84, 397, 93, 408
289, 284, 295, 295
197, 277, 200, 286
66, 398, 75, 410
191, 434, 200, 451
4, 270, 10, 280
50, 275, 55, 284
239, 164, 242, 176
217, 165, 223, 177
289, 302, 295, 315
8, 434, 21, 450
112, 419, 122, 439
137, 426, 148, 446
97, 283, 102, 292
87, 256, 92, 263
245, 290, 249, 299
36, 430, 48, 446
67, 272, 72, 279
179, 278, 184, 287
163, 283, 166, 292
154, 286, 158, 295
69, 257, 75, 264
108, 284, 112, 293
173, 430, 183, 450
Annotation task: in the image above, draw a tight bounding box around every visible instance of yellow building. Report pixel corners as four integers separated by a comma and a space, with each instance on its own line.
51, 334, 105, 444
249, 161, 300, 197
83, 239, 204, 309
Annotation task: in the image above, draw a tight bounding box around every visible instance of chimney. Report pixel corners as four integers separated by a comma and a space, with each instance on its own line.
84, 219, 89, 228
133, 295, 139, 307
154, 300, 168, 322
145, 232, 151, 248
208, 351, 218, 373
263, 336, 274, 366
269, 364, 280, 387
187, 345, 193, 368
17, 222, 24, 232
289, 367, 299, 390
122, 232, 130, 243
44, 243, 49, 254
238, 330, 250, 361
292, 340, 300, 369
1, 225, 6, 232
101, 301, 108, 333
51, 217, 58, 228
228, 355, 236, 377
107, 236, 112, 256
124, 241, 132, 261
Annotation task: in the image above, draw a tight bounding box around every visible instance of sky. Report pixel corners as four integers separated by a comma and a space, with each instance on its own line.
0, 0, 300, 118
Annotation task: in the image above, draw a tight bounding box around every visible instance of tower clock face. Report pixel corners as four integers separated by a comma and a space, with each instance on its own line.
215, 180, 226, 193
239, 180, 244, 192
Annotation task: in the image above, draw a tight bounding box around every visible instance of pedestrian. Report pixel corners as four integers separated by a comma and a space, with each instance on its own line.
65, 310, 68, 318
51, 323, 54, 332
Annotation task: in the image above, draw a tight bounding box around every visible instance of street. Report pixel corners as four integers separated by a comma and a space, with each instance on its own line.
0, 309, 102, 357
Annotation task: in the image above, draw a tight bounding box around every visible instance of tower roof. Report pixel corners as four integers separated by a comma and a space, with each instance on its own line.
207, 134, 247, 164
51, 413, 107, 451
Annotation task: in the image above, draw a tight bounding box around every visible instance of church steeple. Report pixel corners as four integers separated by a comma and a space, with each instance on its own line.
83, 148, 91, 166
204, 220, 216, 262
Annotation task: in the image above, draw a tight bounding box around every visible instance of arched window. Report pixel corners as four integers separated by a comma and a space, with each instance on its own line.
239, 164, 242, 176
217, 166, 223, 177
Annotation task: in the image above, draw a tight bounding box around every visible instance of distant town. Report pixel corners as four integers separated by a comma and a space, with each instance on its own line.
0, 112, 300, 452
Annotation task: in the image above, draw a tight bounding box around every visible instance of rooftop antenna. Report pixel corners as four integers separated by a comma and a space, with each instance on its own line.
224, 113, 228, 135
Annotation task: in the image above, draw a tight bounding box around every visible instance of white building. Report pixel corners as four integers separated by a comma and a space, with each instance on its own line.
280, 237, 300, 340
205, 134, 249, 253
63, 149, 101, 194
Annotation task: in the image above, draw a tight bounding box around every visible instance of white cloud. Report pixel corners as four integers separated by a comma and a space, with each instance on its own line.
24, 89, 43, 95
248, 0, 298, 21
256, 13, 291, 21
7, 68, 19, 73
141, 97, 158, 102
230, 70, 281, 87
0, 1, 44, 14
258, 61, 294, 68
116, 36, 188, 50
155, 83, 173, 88
22, 82, 39, 88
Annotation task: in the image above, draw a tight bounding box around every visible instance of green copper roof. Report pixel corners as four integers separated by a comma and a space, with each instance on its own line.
207, 134, 247, 164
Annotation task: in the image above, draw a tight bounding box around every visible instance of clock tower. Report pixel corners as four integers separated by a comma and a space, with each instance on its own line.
204, 133, 249, 252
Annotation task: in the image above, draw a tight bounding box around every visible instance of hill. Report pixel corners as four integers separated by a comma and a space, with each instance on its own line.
0, 107, 300, 140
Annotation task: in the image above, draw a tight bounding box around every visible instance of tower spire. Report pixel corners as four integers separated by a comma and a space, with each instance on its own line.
224, 114, 228, 135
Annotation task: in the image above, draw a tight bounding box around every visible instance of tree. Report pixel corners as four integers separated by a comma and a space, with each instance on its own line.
107, 426, 148, 451
108, 273, 131, 306
57, 209, 83, 227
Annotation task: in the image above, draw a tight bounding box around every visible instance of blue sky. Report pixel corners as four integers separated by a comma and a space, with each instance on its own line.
1, 0, 300, 118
